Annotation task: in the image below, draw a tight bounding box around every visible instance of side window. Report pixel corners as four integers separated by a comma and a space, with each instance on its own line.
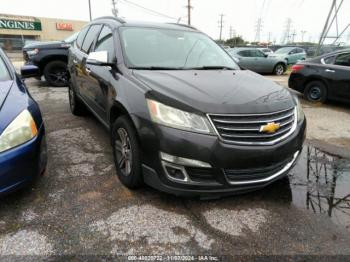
0, 56, 11, 81
81, 24, 102, 54
290, 49, 297, 54
334, 53, 350, 67
254, 50, 265, 57
322, 56, 335, 65
94, 26, 115, 62
76, 26, 89, 50
237, 51, 248, 57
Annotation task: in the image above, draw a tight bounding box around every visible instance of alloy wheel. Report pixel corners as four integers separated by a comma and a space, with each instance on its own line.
115, 128, 133, 176
309, 86, 322, 100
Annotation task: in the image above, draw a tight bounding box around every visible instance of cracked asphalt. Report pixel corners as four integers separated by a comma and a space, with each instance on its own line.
0, 72, 350, 260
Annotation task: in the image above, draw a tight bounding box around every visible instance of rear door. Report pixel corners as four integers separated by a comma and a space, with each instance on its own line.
250, 49, 270, 72
327, 52, 350, 100
237, 50, 258, 71
70, 25, 89, 96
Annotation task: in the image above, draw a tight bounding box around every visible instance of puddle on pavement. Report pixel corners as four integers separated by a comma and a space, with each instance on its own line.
289, 145, 350, 229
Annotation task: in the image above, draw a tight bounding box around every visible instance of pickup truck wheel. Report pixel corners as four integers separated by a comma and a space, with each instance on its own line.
304, 81, 327, 103
44, 61, 69, 87
274, 63, 285, 75
112, 116, 143, 189
68, 85, 87, 116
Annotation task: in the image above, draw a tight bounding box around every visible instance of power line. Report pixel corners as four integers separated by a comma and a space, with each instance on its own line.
119, 0, 177, 20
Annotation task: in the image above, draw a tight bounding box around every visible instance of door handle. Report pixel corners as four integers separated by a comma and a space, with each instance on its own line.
325, 69, 335, 73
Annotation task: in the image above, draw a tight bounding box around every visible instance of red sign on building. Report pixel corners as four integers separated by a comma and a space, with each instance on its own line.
56, 23, 73, 31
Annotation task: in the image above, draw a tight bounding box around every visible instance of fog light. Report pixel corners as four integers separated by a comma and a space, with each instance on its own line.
165, 166, 186, 180
160, 152, 211, 168
161, 161, 189, 183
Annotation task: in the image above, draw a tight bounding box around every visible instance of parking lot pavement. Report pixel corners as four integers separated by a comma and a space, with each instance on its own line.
0, 76, 350, 259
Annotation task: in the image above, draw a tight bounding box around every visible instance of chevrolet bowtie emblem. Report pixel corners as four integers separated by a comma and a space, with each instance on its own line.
259, 122, 281, 133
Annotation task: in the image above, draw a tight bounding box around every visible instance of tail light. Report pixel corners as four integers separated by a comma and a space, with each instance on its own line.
291, 64, 304, 73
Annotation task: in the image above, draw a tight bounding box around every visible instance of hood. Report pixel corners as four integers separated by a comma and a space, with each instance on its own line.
23, 41, 67, 50
133, 70, 295, 114
0, 80, 13, 111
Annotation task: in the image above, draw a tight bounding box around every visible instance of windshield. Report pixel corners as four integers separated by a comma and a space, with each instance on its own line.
275, 47, 293, 54
64, 32, 79, 43
0, 56, 11, 81
119, 27, 239, 70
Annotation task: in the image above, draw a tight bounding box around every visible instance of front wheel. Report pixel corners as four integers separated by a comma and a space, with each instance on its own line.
273, 63, 285, 75
304, 81, 327, 103
112, 116, 143, 189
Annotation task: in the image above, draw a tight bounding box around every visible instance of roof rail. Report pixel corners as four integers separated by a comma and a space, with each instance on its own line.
166, 23, 197, 30
93, 16, 126, 24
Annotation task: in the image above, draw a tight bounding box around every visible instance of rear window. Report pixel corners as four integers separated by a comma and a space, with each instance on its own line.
0, 57, 11, 81
334, 53, 350, 67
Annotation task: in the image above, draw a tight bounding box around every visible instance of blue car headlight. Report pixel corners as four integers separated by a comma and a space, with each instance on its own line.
0, 110, 38, 153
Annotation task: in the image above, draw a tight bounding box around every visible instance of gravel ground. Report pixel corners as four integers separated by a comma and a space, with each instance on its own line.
0, 67, 350, 260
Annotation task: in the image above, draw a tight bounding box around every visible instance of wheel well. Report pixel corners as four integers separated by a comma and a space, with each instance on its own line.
275, 62, 286, 70
109, 102, 141, 144
303, 77, 329, 93
39, 55, 67, 73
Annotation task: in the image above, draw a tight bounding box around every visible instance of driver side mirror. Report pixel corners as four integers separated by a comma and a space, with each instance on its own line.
86, 51, 114, 66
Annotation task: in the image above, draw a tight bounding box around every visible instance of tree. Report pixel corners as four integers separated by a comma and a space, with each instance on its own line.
225, 36, 246, 47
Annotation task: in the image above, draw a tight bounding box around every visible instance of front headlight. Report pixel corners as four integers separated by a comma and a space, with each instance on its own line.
0, 110, 38, 153
147, 99, 214, 134
26, 48, 39, 56
295, 97, 305, 122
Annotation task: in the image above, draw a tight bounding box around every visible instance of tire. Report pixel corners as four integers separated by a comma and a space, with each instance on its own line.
44, 61, 69, 87
112, 116, 143, 189
304, 80, 327, 103
68, 84, 87, 116
273, 63, 285, 75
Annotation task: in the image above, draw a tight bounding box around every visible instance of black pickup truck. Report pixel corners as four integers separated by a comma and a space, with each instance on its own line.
22, 32, 78, 87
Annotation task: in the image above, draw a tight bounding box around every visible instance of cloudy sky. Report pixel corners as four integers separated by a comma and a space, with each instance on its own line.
1, 0, 350, 44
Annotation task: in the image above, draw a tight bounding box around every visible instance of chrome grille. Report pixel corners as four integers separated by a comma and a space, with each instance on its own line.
208, 107, 297, 145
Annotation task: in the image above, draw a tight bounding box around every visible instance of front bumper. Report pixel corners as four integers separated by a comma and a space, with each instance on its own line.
139, 118, 306, 197
0, 126, 47, 196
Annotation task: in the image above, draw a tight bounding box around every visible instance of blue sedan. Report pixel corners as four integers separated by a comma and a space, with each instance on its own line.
0, 48, 47, 196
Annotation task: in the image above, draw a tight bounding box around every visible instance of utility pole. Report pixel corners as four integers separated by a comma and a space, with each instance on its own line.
268, 32, 272, 43
111, 0, 118, 17
301, 30, 307, 42
186, 0, 193, 26
291, 30, 297, 43
254, 18, 263, 43
281, 18, 292, 44
88, 0, 92, 21
218, 14, 224, 41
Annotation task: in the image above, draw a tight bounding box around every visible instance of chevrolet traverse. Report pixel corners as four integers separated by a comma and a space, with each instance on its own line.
68, 17, 306, 197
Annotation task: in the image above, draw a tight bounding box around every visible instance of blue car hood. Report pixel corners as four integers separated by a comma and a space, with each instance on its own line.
0, 80, 13, 111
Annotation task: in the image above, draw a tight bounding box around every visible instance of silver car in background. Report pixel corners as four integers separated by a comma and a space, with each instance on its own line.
228, 47, 287, 75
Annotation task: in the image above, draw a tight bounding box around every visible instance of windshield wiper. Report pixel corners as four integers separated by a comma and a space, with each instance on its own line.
184, 66, 237, 70
129, 66, 183, 70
